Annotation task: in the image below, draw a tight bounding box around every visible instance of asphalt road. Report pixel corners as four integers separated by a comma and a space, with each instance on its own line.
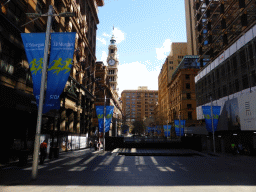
0, 148, 256, 192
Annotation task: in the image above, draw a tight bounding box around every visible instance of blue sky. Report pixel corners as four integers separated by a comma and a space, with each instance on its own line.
96, 0, 187, 96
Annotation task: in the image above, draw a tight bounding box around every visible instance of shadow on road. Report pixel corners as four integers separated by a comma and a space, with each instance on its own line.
1, 148, 256, 187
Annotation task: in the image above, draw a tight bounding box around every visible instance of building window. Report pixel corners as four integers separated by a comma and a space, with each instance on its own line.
185, 74, 190, 79
187, 104, 192, 109
223, 85, 227, 97
36, 0, 44, 14
186, 93, 191, 100
170, 66, 173, 70
242, 75, 249, 89
111, 49, 114, 53
252, 70, 256, 86
186, 83, 190, 89
235, 79, 240, 92
188, 112, 192, 120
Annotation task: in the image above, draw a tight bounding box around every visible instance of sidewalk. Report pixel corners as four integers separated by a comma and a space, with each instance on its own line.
192, 149, 256, 159
0, 148, 94, 168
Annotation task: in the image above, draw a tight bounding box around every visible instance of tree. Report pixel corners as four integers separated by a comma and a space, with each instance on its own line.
131, 120, 145, 135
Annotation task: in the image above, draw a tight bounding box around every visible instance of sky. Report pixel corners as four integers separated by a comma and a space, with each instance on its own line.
96, 0, 187, 96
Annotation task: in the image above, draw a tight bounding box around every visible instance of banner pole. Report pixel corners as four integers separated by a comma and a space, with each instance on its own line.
103, 93, 106, 152
31, 5, 53, 180
210, 97, 216, 153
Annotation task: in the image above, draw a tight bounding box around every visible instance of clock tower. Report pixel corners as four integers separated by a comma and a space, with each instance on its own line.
107, 34, 119, 93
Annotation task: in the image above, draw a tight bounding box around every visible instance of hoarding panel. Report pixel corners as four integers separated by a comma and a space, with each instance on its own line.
245, 29, 253, 44
230, 43, 237, 56
253, 24, 256, 38
238, 91, 256, 131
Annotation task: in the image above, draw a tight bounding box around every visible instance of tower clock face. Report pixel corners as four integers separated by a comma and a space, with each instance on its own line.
108, 59, 116, 66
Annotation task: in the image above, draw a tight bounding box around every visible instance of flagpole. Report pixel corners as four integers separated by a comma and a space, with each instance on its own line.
31, 5, 53, 180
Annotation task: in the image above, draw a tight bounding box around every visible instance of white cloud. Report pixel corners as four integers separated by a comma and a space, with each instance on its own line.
103, 32, 111, 37
113, 28, 125, 44
118, 61, 159, 96
100, 51, 108, 65
102, 28, 125, 44
97, 37, 106, 45
155, 39, 172, 60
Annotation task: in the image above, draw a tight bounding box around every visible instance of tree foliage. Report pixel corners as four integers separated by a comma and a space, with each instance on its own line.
131, 120, 145, 135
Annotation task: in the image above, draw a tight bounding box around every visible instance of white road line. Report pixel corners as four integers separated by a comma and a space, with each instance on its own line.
165, 166, 175, 172
68, 166, 86, 171
93, 167, 101, 171
48, 166, 62, 171
63, 157, 83, 165
23, 165, 46, 171
139, 156, 145, 165
117, 155, 125, 165
114, 167, 129, 172
99, 156, 110, 165
135, 156, 139, 165
150, 156, 158, 165
104, 154, 115, 165
82, 155, 97, 165
180, 167, 188, 171
47, 157, 68, 164
157, 166, 168, 172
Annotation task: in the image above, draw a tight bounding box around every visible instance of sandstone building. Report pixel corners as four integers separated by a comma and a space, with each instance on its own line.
0, 0, 104, 163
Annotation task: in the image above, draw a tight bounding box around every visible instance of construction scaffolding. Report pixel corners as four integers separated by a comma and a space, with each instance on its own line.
194, 0, 256, 67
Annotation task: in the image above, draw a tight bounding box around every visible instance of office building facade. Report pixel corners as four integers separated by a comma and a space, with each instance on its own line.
121, 87, 158, 123
192, 0, 256, 153
168, 56, 200, 127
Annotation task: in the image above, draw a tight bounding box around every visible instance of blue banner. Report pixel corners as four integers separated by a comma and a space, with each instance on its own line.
163, 125, 171, 137
147, 126, 162, 135
21, 33, 46, 107
43, 32, 76, 113
147, 126, 151, 133
174, 120, 185, 137
202, 106, 221, 132
96, 105, 114, 132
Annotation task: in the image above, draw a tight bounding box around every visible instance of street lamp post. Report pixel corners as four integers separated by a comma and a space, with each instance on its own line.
103, 94, 106, 152
210, 96, 216, 153
30, 5, 75, 180
31, 5, 53, 180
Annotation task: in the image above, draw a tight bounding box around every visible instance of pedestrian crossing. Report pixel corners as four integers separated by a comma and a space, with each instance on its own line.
18, 150, 190, 173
